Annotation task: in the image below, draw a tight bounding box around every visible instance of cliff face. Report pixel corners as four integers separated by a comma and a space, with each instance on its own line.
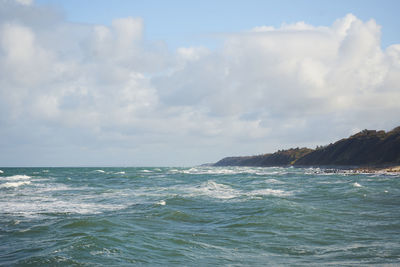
213, 126, 400, 167
294, 127, 400, 167
214, 148, 313, 167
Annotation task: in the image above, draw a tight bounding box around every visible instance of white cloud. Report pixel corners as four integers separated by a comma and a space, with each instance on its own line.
14, 0, 32, 5
0, 2, 399, 166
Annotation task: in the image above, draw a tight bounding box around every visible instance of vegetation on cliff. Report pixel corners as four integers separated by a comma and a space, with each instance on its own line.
213, 126, 400, 167
294, 126, 400, 167
214, 148, 313, 167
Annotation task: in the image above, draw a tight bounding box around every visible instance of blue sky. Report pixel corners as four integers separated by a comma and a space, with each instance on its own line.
36, 0, 400, 49
1, 0, 400, 166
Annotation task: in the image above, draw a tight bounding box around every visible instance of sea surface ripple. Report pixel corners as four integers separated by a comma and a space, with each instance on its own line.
1, 167, 400, 266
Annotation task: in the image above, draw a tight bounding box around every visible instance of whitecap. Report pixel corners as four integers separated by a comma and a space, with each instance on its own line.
182, 167, 241, 175
353, 182, 362, 187
141, 170, 152, 173
248, 188, 292, 197
186, 180, 239, 199
0, 181, 31, 188
34, 183, 74, 192
1, 200, 127, 217
182, 166, 292, 176
95, 170, 105, 173
116, 171, 126, 174
255, 170, 287, 176
156, 200, 166, 206
265, 178, 285, 184
3, 175, 31, 180
0, 170, 3, 174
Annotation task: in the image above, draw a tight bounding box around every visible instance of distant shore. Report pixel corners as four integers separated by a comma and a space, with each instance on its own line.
213, 126, 400, 169
355, 165, 400, 174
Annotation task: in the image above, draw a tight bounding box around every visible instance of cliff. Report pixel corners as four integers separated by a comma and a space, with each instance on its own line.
294, 126, 400, 167
214, 148, 313, 167
213, 126, 400, 168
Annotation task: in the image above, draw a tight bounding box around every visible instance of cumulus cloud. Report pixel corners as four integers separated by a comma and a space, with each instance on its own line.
14, 0, 32, 5
0, 1, 399, 166
156, 14, 400, 143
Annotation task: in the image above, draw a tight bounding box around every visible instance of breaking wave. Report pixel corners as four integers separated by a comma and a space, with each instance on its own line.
0, 181, 31, 188
3, 174, 31, 180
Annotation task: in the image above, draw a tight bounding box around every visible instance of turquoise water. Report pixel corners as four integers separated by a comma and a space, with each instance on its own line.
1, 167, 399, 266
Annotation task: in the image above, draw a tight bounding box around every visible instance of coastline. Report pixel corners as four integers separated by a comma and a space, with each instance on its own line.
355, 165, 400, 174
213, 126, 400, 170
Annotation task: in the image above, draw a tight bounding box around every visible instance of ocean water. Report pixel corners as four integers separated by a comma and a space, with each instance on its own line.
1, 167, 400, 266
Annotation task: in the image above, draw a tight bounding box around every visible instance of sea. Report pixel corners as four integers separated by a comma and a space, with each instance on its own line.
1, 166, 399, 266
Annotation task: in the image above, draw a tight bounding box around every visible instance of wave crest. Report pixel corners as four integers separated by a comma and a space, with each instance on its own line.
1, 181, 31, 188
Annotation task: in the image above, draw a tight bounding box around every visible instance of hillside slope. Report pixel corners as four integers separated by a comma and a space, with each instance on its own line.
294, 127, 400, 167
213, 127, 400, 167
214, 148, 313, 167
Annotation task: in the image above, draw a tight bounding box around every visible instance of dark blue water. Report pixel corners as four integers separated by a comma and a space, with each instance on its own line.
1, 167, 399, 266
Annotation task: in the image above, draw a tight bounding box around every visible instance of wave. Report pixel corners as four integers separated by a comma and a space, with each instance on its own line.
0, 170, 3, 174
182, 168, 239, 175
95, 170, 105, 173
1, 197, 127, 217
187, 180, 239, 199
179, 180, 291, 200
203, 180, 239, 199
0, 181, 31, 188
156, 200, 166, 206
3, 174, 31, 180
181, 166, 289, 176
247, 188, 292, 197
115, 171, 126, 174
265, 178, 285, 184
353, 182, 362, 187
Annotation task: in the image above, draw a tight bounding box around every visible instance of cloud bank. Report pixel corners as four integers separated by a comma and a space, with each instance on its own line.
1, 0, 399, 166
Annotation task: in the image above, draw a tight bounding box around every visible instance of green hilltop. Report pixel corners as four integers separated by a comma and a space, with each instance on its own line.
214, 126, 400, 168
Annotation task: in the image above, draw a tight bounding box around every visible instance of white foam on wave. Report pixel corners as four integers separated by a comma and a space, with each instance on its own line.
3, 174, 31, 180
116, 171, 126, 174
141, 170, 152, 173
318, 180, 346, 184
34, 183, 75, 192
95, 170, 105, 173
0, 198, 127, 217
181, 166, 291, 176
156, 200, 166, 206
133, 177, 294, 201
265, 178, 285, 184
1, 182, 128, 217
186, 180, 240, 199
182, 180, 292, 200
153, 174, 166, 178
182, 168, 239, 175
255, 170, 289, 176
0, 181, 31, 188
247, 188, 291, 197
0, 170, 3, 174
353, 182, 362, 187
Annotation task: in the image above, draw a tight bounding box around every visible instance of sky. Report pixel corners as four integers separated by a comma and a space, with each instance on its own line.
0, 0, 400, 166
